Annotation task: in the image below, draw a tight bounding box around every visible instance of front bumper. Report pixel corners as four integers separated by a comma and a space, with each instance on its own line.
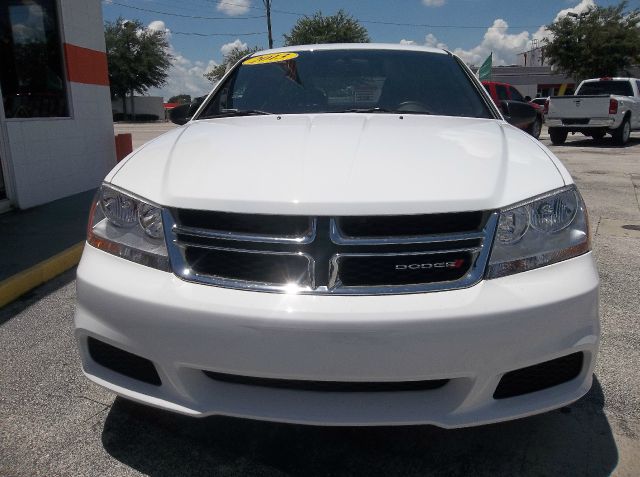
75, 245, 599, 427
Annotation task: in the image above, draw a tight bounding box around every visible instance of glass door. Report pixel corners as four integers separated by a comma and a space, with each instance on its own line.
0, 156, 6, 200
0, 82, 10, 205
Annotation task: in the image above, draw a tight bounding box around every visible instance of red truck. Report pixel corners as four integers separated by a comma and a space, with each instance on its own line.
482, 81, 543, 139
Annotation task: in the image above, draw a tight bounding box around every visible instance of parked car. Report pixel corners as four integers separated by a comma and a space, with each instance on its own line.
546, 77, 640, 145
530, 97, 548, 120
530, 97, 549, 108
75, 44, 599, 428
482, 81, 543, 139
168, 95, 205, 125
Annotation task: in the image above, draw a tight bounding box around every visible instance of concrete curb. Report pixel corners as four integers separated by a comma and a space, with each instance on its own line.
0, 242, 84, 308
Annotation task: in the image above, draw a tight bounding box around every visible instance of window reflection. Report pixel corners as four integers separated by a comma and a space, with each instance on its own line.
0, 0, 68, 118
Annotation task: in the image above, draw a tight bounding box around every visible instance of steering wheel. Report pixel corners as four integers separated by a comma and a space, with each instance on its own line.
396, 101, 432, 113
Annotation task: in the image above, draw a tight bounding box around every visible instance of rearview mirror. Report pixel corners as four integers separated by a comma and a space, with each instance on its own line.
169, 103, 192, 125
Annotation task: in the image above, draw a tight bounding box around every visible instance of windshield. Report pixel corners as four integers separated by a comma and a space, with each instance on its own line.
577, 81, 633, 96
197, 49, 493, 119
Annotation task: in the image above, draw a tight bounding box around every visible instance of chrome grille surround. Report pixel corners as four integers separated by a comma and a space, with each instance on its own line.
163, 210, 498, 295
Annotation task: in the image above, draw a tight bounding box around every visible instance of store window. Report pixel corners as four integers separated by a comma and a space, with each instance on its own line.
0, 0, 68, 118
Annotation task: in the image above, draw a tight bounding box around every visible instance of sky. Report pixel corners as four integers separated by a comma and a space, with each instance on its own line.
101, 0, 627, 100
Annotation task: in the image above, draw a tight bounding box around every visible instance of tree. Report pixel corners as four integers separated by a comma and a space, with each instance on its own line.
105, 18, 172, 117
204, 46, 260, 83
543, 1, 640, 82
168, 94, 191, 104
283, 10, 369, 46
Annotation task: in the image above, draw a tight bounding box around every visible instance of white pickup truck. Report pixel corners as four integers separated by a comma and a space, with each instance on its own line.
546, 77, 640, 145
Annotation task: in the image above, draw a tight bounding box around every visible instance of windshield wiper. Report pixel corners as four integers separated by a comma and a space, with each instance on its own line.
334, 107, 432, 115
335, 107, 394, 113
200, 109, 274, 119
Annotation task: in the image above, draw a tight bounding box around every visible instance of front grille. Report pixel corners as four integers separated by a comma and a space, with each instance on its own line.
337, 252, 472, 287
338, 212, 484, 237
493, 353, 584, 399
203, 370, 449, 392
186, 247, 312, 286
164, 209, 497, 295
176, 210, 312, 239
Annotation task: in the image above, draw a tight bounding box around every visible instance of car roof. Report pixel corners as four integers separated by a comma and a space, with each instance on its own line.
246, 43, 449, 56
581, 77, 638, 82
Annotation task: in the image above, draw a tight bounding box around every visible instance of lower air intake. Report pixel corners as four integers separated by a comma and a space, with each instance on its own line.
493, 352, 584, 399
88, 337, 161, 386
203, 370, 449, 392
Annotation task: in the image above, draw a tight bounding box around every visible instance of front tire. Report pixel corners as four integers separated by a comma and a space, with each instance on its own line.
527, 117, 542, 139
612, 117, 631, 146
549, 127, 568, 145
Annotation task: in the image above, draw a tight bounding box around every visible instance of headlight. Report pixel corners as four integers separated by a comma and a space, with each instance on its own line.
487, 186, 590, 279
87, 184, 169, 271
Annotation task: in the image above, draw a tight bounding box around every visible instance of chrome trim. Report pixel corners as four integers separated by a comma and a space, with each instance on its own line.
327, 215, 497, 295
329, 218, 485, 245
165, 223, 315, 290
328, 250, 482, 294
100, 182, 164, 208
163, 209, 498, 296
174, 217, 316, 244
499, 185, 577, 212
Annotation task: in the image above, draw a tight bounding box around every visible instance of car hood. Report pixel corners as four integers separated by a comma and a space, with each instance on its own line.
109, 114, 567, 215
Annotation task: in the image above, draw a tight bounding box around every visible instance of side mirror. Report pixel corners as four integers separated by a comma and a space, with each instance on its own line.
499, 100, 537, 128
169, 103, 191, 125
524, 95, 532, 102
499, 100, 510, 116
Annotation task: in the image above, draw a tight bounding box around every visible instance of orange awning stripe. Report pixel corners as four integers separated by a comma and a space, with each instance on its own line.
64, 43, 109, 86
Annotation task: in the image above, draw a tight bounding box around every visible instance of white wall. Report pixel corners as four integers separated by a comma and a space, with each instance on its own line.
1, 0, 116, 209
5, 83, 115, 208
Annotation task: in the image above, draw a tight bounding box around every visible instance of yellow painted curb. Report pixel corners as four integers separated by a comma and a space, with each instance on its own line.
0, 242, 85, 308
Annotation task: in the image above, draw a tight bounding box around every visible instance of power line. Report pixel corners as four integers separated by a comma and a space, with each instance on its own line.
109, 1, 265, 20
359, 20, 543, 29
208, 0, 268, 12
182, 0, 269, 12
172, 30, 267, 36
263, 5, 543, 30
110, 1, 544, 32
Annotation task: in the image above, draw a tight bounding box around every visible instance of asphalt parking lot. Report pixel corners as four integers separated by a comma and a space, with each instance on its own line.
1, 125, 639, 476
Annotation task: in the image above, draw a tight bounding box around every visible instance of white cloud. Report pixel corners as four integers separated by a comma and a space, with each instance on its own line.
424, 33, 449, 50
533, 0, 596, 43
145, 20, 217, 100
405, 0, 597, 67
422, 0, 445, 6
220, 38, 248, 57
553, 0, 595, 23
451, 19, 530, 66
398, 34, 447, 50
217, 0, 251, 16
147, 20, 171, 39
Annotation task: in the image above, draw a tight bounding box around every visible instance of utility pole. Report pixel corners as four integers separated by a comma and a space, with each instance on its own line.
263, 0, 273, 49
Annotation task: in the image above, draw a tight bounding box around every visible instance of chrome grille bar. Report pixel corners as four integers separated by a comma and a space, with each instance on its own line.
163, 209, 498, 295
174, 218, 316, 244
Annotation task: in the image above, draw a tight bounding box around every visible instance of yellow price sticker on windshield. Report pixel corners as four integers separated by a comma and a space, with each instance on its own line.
243, 52, 299, 65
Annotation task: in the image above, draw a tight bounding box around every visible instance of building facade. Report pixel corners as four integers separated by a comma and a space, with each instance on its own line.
488, 65, 576, 98
0, 0, 115, 211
